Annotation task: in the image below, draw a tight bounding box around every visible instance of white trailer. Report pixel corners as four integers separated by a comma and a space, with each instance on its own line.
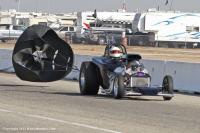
76, 11, 135, 34
133, 11, 200, 47
75, 11, 135, 44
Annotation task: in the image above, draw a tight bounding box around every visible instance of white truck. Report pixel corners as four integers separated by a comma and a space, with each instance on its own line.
54, 26, 76, 38
0, 24, 26, 42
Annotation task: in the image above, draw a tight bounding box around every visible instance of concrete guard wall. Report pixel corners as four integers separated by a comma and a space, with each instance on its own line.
0, 49, 200, 93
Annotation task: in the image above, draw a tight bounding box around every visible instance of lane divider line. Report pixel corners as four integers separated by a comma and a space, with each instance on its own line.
0, 108, 121, 133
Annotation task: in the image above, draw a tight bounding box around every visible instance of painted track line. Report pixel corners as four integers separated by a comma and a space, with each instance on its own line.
0, 108, 121, 133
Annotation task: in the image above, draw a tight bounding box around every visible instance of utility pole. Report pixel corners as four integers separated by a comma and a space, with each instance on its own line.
47, 0, 50, 14
169, 0, 174, 11
156, 0, 160, 11
16, 0, 21, 12
122, 0, 127, 11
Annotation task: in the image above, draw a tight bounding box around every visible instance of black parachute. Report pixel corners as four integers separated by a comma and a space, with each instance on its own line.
12, 25, 74, 82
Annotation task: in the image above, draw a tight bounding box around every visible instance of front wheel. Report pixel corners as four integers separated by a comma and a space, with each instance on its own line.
79, 62, 99, 95
113, 75, 125, 99
162, 75, 174, 101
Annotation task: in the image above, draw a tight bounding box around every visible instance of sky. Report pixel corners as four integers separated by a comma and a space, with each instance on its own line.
0, 0, 200, 13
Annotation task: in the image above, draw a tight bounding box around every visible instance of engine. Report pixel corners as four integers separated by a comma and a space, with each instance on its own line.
125, 60, 151, 88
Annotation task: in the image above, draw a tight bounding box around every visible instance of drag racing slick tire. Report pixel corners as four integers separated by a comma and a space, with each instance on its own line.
113, 75, 125, 99
79, 62, 99, 95
162, 75, 174, 101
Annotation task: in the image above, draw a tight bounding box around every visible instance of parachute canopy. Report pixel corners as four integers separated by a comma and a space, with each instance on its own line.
12, 25, 74, 82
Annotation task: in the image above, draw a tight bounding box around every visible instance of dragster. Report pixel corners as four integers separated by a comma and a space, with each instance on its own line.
79, 43, 174, 100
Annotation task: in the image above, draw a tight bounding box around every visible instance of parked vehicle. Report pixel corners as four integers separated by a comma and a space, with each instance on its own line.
133, 12, 200, 47
54, 26, 76, 38
0, 24, 26, 42
75, 11, 134, 44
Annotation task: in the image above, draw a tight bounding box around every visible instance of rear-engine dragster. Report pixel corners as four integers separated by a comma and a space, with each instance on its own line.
79, 43, 174, 100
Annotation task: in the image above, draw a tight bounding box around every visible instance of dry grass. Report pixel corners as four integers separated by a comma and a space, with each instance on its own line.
1, 42, 200, 63
71, 44, 200, 63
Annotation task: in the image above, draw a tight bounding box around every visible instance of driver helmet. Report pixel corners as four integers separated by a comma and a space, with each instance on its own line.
109, 46, 122, 58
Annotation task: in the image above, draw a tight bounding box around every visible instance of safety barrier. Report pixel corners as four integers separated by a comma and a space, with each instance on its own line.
0, 49, 200, 93
0, 49, 14, 72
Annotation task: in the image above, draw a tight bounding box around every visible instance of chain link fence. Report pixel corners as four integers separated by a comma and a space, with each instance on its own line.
2, 33, 200, 49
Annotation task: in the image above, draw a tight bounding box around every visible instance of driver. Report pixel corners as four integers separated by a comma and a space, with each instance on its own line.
109, 46, 123, 59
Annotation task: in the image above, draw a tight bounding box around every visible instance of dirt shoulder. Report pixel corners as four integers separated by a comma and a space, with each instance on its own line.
71, 44, 200, 63
1, 42, 200, 63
